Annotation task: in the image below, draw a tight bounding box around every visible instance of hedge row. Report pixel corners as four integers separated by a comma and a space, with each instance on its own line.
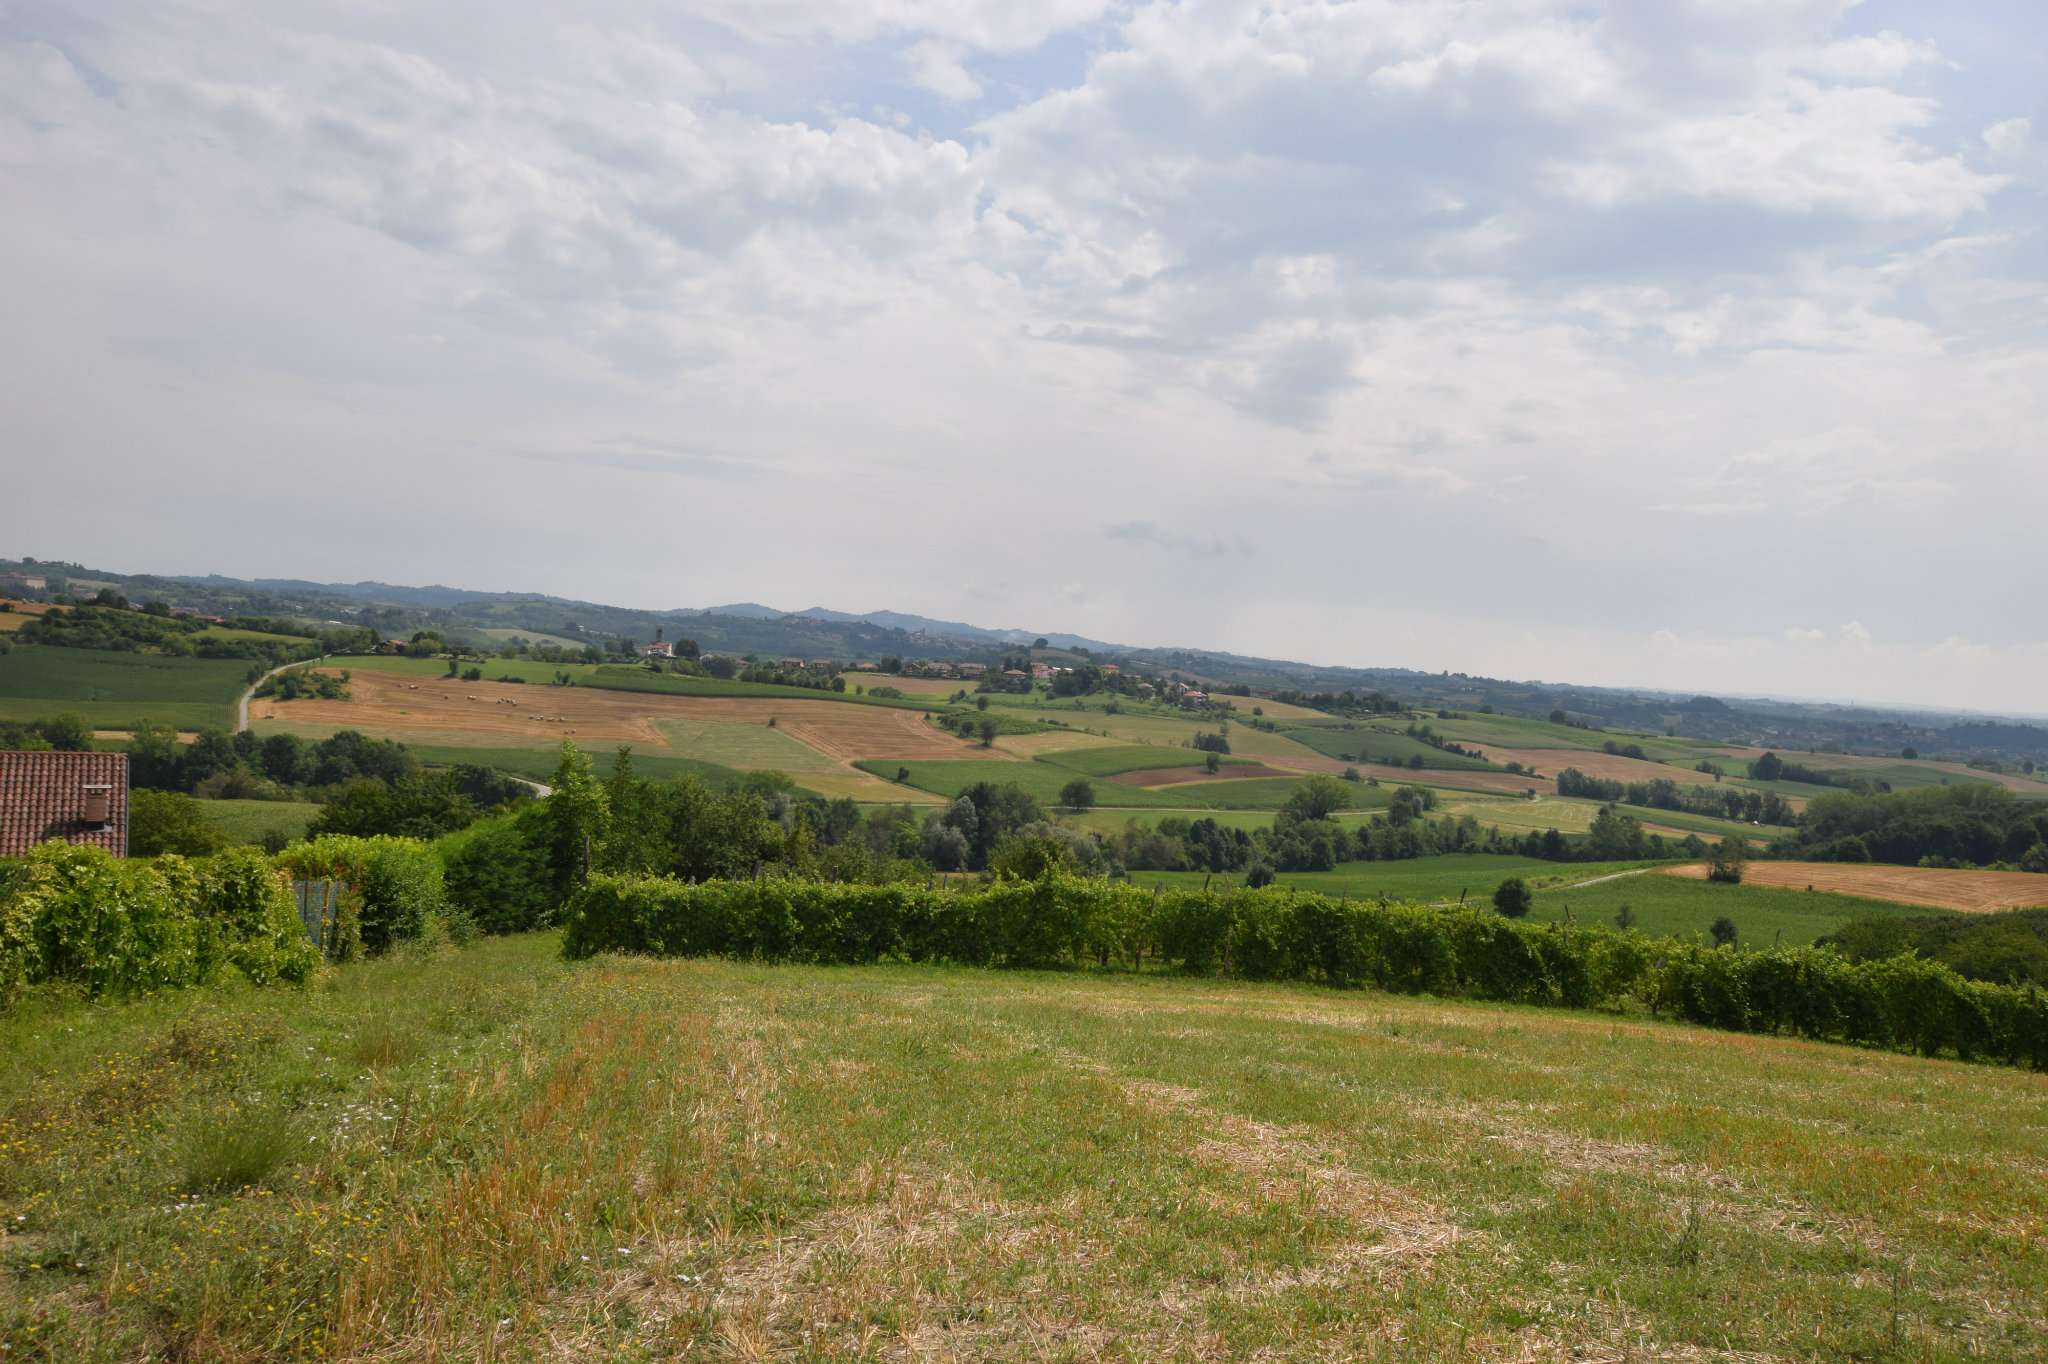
561, 874, 2048, 1069
0, 843, 319, 1007
273, 834, 450, 960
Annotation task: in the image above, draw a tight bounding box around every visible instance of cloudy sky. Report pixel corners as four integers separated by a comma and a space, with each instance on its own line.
3, 1, 2044, 712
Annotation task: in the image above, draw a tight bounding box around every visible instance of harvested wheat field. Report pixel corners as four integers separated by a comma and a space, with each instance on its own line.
1665, 860, 2048, 913
251, 667, 992, 769
6, 938, 2044, 1361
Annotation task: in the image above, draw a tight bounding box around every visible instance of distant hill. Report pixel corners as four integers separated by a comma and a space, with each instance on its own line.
7, 554, 2048, 765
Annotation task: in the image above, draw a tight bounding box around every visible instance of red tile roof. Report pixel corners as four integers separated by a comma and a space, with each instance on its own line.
0, 751, 129, 858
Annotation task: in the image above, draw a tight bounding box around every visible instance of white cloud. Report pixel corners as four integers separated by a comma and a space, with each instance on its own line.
1, 0, 2045, 712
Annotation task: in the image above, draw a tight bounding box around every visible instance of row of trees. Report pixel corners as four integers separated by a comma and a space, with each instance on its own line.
1556, 768, 1798, 826
1782, 785, 2048, 870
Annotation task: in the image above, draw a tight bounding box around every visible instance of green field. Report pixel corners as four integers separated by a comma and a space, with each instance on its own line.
1526, 868, 1940, 946
1057, 798, 1394, 837
0, 645, 248, 729
1135, 854, 1939, 945
1036, 744, 1253, 778
5, 935, 2041, 1360
406, 742, 776, 793
1277, 723, 1497, 771
857, 759, 1197, 808
196, 798, 323, 845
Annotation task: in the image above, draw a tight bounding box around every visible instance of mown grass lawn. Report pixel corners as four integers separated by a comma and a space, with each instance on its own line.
3, 936, 2043, 1360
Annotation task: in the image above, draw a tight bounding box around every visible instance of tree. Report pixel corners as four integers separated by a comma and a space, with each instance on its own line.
544, 741, 611, 897
1751, 751, 1784, 782
1614, 903, 1637, 930
978, 716, 998, 747
1032, 637, 1049, 649
35, 712, 92, 751
128, 788, 229, 857
1491, 877, 1533, 918
975, 695, 990, 712
1901, 747, 1919, 761
1244, 860, 1276, 888
1707, 835, 1747, 884
1205, 752, 1221, 775
1710, 916, 1739, 948
1282, 775, 1352, 822
1059, 778, 1096, 811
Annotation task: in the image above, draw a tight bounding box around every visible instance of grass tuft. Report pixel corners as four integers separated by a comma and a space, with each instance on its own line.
178, 1104, 298, 1193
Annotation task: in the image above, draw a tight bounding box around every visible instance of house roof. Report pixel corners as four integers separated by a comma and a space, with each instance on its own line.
0, 750, 129, 858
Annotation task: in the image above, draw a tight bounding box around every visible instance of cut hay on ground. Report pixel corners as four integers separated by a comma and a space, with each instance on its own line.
253, 667, 991, 782
1663, 860, 2048, 913
991, 729, 1128, 759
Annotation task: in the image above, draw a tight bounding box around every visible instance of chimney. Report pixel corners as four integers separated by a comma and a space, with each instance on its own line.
82, 784, 112, 828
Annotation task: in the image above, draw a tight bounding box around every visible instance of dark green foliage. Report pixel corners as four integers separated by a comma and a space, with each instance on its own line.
129, 788, 232, 857
1785, 784, 2048, 868
273, 835, 447, 958
1492, 877, 1533, 918
0, 843, 314, 1005
308, 772, 482, 840
439, 805, 557, 934
559, 873, 2048, 1069
1823, 908, 2048, 987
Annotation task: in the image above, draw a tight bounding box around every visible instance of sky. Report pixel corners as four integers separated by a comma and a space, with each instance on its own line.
2, 1, 2045, 713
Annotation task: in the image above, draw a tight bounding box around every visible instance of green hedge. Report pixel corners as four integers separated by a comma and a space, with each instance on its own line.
274, 835, 448, 959
561, 874, 2048, 1070
0, 844, 317, 1006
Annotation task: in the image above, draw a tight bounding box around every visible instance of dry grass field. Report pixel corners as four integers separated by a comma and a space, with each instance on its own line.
252, 668, 993, 795
4, 937, 2043, 1361
0, 599, 53, 632
1664, 860, 2048, 913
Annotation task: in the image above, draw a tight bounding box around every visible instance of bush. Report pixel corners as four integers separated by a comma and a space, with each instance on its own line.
128, 789, 230, 858
0, 843, 319, 1006
440, 806, 556, 934
273, 835, 446, 958
557, 873, 2048, 1070
1491, 877, 1533, 918
194, 847, 319, 986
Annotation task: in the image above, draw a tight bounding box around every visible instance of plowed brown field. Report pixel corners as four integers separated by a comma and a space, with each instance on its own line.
252, 668, 995, 765
1663, 860, 2048, 913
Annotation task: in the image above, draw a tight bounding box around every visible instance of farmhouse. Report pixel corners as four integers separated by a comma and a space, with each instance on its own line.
0, 751, 129, 858
851, 661, 879, 671
956, 663, 987, 678
638, 641, 675, 658
779, 657, 805, 669
0, 573, 47, 594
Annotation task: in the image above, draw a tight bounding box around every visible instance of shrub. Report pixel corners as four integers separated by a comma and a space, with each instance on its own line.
1491, 877, 1533, 919
440, 806, 556, 934
0, 843, 318, 1006
194, 847, 319, 986
274, 835, 446, 958
129, 789, 230, 858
